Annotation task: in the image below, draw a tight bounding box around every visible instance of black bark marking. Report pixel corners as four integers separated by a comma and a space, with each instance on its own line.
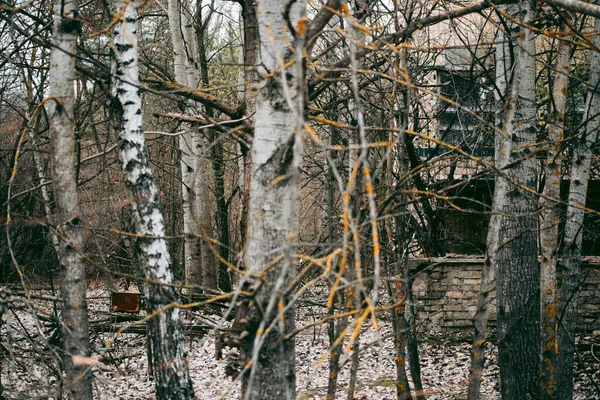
256, 133, 296, 186
55, 101, 65, 113
115, 43, 133, 52
263, 76, 290, 112
59, 16, 82, 35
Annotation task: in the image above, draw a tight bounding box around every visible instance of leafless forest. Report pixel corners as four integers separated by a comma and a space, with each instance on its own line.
1, 0, 600, 399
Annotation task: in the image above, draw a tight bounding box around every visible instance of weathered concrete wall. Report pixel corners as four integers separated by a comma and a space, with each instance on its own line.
410, 257, 600, 333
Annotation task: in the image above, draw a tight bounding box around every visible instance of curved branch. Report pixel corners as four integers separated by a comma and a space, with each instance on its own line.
144, 78, 244, 118
545, 0, 600, 18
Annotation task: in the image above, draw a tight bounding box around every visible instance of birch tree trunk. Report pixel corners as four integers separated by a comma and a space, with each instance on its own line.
110, 2, 194, 398
346, 4, 367, 399
47, 0, 94, 397
556, 16, 600, 400
495, 3, 540, 398
467, 20, 509, 400
30, 123, 60, 255
539, 30, 570, 400
240, 1, 306, 398
468, 3, 539, 399
182, 1, 219, 291
167, 0, 203, 291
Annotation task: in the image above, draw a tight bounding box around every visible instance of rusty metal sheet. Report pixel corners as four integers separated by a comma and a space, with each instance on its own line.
110, 292, 141, 313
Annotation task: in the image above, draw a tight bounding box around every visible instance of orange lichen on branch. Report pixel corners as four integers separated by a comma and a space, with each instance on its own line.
345, 305, 372, 352
304, 124, 322, 143
340, 3, 350, 14
297, 17, 309, 36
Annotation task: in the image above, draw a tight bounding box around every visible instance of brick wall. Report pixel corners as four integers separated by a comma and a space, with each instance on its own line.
409, 257, 600, 333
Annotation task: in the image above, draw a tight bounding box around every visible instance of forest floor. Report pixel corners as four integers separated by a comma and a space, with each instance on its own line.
1, 284, 599, 400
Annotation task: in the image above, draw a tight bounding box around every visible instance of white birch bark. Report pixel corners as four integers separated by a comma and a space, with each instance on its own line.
240, 1, 306, 398
110, 2, 194, 398
468, 20, 511, 400
557, 17, 600, 400
29, 131, 60, 253
47, 0, 94, 397
184, 1, 220, 289
468, 4, 538, 399
168, 0, 203, 290
169, 0, 219, 291
495, 3, 540, 398
539, 31, 570, 400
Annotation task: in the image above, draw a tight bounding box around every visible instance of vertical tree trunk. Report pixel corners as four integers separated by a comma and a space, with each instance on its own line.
0, 288, 5, 399
323, 67, 342, 399
110, 2, 194, 398
397, 44, 426, 400
391, 39, 414, 400
194, 4, 225, 291
496, 3, 540, 399
556, 16, 600, 400
196, 134, 219, 290
467, 20, 509, 400
392, 2, 427, 394
167, 0, 203, 291
183, 4, 219, 290
468, 4, 539, 399
210, 133, 232, 291
240, 1, 306, 398
323, 77, 351, 400
197, 14, 232, 291
239, 142, 253, 246
539, 30, 570, 400
47, 0, 94, 397
195, 0, 232, 292
30, 121, 60, 255
238, 0, 259, 248
391, 216, 412, 400
344, 5, 369, 398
